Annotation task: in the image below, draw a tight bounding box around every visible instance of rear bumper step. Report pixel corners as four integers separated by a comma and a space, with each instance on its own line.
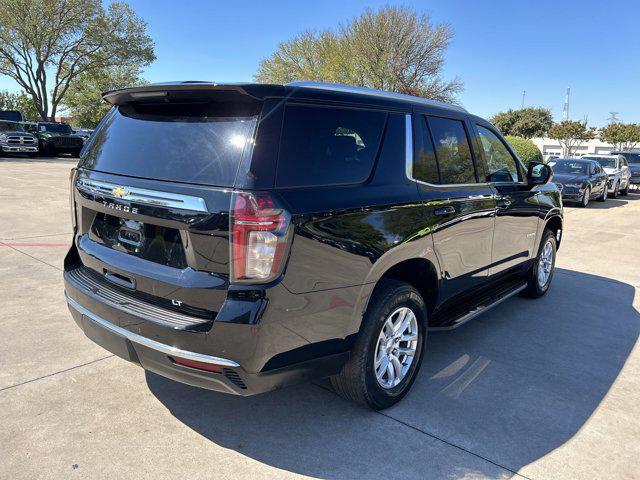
66, 293, 239, 367
65, 266, 213, 331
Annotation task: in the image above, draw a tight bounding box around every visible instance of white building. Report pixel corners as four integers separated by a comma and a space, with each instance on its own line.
531, 137, 624, 160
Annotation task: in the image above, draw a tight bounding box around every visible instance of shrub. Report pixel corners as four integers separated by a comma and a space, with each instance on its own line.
505, 135, 543, 165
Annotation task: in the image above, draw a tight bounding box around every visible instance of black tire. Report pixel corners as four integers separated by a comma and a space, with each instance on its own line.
598, 184, 608, 202
72, 149, 82, 158
620, 182, 629, 196
524, 229, 557, 298
330, 279, 427, 410
579, 187, 590, 208
610, 181, 619, 199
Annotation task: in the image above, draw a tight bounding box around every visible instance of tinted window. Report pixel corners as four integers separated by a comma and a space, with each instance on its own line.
41, 123, 73, 134
584, 156, 617, 169
0, 121, 24, 132
412, 118, 439, 183
552, 160, 589, 175
80, 102, 259, 187
476, 125, 519, 182
276, 105, 386, 187
426, 116, 476, 184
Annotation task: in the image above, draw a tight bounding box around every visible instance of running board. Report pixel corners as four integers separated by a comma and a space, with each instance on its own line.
429, 282, 527, 332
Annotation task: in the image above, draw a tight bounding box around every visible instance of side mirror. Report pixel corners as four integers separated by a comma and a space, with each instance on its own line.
528, 162, 552, 186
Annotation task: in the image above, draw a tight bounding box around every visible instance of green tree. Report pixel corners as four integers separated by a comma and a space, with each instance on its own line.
505, 135, 543, 165
599, 122, 640, 152
548, 120, 595, 157
0, 0, 155, 121
490, 107, 553, 139
256, 6, 462, 103
62, 66, 145, 128
0, 89, 39, 120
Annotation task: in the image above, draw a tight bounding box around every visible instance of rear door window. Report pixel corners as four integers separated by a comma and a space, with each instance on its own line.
412, 117, 439, 184
276, 104, 387, 187
426, 116, 477, 184
80, 101, 260, 187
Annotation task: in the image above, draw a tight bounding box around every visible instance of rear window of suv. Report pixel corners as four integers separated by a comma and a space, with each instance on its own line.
80, 101, 260, 187
276, 104, 387, 187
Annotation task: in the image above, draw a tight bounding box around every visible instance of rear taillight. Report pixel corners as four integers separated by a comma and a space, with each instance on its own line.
230, 191, 291, 284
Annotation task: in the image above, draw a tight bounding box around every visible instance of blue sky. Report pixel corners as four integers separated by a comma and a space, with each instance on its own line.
2, 0, 639, 126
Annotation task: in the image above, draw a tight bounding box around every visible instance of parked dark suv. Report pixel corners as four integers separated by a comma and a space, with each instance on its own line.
23, 121, 83, 157
64, 82, 562, 409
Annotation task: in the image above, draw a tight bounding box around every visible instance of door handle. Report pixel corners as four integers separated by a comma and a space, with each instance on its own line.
434, 206, 456, 217
497, 198, 511, 208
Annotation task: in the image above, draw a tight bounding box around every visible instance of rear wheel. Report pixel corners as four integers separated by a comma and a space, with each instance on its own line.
330, 279, 427, 410
525, 229, 557, 298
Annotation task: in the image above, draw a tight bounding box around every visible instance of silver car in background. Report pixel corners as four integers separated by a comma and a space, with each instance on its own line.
582, 154, 631, 197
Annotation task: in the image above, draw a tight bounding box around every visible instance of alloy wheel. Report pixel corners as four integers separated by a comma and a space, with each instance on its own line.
582, 188, 590, 207
373, 307, 419, 389
537, 240, 554, 289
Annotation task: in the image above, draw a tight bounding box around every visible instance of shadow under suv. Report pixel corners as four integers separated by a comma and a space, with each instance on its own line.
64, 81, 562, 409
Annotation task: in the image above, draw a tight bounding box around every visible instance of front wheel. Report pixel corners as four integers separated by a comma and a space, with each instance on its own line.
330, 279, 427, 410
598, 184, 608, 202
579, 187, 590, 208
525, 229, 557, 298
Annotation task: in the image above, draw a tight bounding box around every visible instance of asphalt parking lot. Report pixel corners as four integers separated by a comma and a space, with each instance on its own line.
1, 157, 639, 480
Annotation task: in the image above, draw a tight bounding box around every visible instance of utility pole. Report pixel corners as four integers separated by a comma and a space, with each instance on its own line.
607, 112, 619, 124
521, 90, 526, 109
562, 87, 570, 121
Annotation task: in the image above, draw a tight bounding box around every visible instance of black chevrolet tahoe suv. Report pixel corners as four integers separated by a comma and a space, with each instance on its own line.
64, 81, 562, 409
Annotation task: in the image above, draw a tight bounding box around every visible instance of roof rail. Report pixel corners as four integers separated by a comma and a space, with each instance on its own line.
286, 81, 467, 112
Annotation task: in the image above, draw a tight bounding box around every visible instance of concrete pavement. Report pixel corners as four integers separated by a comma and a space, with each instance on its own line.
1, 158, 639, 479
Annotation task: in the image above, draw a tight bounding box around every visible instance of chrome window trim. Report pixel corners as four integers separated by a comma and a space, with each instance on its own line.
76, 178, 208, 212
404, 113, 492, 189
405, 114, 413, 180
66, 293, 240, 367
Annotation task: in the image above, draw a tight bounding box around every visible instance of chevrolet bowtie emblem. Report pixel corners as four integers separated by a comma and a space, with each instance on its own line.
111, 187, 128, 198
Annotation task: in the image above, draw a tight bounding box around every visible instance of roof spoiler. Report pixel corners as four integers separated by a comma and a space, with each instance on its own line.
102, 82, 286, 105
